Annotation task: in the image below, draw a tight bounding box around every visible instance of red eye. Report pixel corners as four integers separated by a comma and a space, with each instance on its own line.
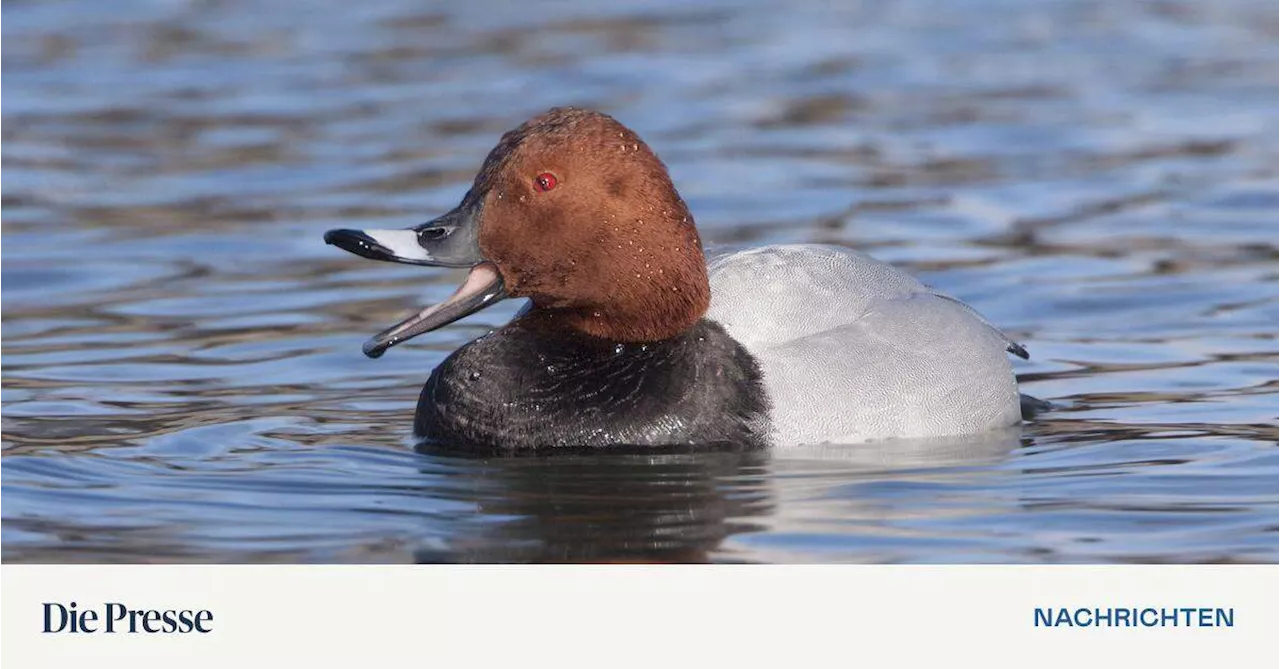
534, 172, 558, 192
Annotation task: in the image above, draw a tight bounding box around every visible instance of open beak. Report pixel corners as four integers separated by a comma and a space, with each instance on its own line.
324, 201, 507, 358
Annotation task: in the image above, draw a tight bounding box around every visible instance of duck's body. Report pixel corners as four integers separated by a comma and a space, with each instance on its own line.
411, 244, 1022, 450
708, 244, 1023, 446
324, 108, 1029, 452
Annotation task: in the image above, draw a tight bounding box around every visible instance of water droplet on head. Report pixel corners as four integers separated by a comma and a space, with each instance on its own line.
614, 343, 625, 355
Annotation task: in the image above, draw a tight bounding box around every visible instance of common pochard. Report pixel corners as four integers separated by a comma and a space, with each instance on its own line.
325, 107, 1030, 451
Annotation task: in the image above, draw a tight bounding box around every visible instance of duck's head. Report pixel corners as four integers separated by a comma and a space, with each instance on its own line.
326, 107, 710, 358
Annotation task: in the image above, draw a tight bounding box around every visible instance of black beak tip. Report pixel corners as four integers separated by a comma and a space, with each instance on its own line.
362, 339, 389, 359
324, 228, 366, 247
323, 229, 344, 245
324, 228, 394, 262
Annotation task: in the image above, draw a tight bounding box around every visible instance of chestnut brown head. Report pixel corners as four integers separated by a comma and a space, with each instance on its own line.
325, 107, 711, 356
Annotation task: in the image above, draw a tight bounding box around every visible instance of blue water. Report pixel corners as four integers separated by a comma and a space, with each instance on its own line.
2, 0, 1276, 562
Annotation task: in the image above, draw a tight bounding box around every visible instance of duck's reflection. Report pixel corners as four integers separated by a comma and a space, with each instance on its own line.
412, 447, 772, 563
411, 427, 1024, 564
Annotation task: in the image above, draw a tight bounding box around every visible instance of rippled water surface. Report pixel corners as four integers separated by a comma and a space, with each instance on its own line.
3, 0, 1277, 563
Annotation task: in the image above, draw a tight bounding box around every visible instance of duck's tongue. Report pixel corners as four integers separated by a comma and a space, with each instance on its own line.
362, 262, 506, 358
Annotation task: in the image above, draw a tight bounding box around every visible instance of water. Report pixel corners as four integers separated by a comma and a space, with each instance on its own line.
2, 0, 1276, 563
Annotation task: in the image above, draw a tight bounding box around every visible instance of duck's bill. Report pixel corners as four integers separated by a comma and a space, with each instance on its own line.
323, 203, 483, 268
324, 203, 507, 358
360, 262, 505, 358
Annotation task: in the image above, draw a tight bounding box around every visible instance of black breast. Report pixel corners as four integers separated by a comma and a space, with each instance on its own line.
413, 318, 770, 452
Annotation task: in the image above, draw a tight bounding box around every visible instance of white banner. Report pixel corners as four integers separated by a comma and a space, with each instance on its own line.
3, 565, 1276, 668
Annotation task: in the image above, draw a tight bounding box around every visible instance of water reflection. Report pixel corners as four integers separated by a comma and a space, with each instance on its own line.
408, 430, 1023, 563
413, 450, 773, 563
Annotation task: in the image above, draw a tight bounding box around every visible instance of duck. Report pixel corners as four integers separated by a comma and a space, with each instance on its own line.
324, 107, 1029, 451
